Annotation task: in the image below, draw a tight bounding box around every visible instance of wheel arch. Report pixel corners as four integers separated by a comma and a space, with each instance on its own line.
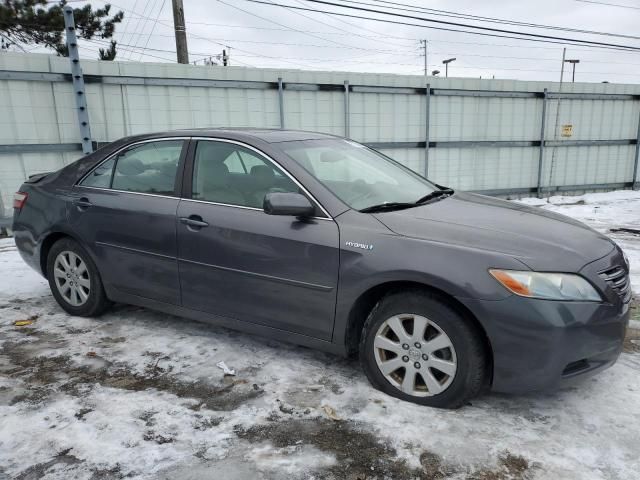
344, 280, 494, 382
39, 230, 84, 277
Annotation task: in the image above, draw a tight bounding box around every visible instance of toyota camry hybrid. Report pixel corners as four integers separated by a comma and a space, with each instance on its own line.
12, 129, 631, 408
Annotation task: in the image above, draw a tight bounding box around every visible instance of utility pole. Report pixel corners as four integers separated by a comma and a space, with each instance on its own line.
171, 0, 189, 64
548, 48, 567, 199
420, 39, 428, 81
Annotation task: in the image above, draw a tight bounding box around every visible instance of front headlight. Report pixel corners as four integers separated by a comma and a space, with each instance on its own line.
489, 269, 602, 302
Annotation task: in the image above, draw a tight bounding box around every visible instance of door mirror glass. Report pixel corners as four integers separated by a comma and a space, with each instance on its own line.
263, 192, 314, 217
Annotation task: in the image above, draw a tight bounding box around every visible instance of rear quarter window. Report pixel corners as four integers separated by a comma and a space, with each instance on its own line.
80, 157, 115, 188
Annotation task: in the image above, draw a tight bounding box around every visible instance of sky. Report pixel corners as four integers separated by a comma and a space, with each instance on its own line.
15, 0, 640, 83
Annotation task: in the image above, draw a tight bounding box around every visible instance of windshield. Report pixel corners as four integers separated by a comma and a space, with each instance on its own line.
279, 139, 439, 211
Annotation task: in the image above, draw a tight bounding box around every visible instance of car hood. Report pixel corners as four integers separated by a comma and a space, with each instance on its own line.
373, 192, 615, 272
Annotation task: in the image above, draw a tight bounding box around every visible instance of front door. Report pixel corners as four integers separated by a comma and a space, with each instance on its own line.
69, 139, 186, 304
176, 139, 339, 340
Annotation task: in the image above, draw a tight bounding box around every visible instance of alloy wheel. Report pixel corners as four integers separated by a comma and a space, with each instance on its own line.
373, 314, 457, 397
53, 250, 91, 307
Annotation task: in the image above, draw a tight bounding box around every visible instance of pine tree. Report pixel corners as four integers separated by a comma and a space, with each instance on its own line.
0, 1, 124, 60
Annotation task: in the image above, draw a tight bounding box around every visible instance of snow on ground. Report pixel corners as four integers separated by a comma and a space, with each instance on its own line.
0, 190, 639, 480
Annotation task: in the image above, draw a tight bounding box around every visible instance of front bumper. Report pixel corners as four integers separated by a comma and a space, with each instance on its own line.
459, 293, 628, 393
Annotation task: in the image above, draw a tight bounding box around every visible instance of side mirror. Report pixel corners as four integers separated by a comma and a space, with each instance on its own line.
263, 192, 315, 217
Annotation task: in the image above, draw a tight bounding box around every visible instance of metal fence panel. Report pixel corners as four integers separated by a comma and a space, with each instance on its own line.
2, 51, 640, 218
428, 146, 538, 191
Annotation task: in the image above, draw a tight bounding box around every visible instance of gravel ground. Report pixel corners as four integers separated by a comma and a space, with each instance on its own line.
1, 190, 639, 480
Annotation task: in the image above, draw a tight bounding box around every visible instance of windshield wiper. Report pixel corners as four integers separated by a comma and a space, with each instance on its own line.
414, 188, 454, 205
359, 202, 416, 213
359, 188, 454, 213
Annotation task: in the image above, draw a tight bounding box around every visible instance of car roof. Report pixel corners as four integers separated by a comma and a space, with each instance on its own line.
129, 128, 341, 144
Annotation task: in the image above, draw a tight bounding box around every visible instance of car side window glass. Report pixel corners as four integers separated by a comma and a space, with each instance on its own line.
111, 140, 183, 195
224, 151, 246, 173
80, 157, 115, 188
192, 141, 298, 209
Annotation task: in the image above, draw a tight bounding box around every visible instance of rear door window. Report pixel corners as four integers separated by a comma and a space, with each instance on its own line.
111, 140, 184, 195
80, 140, 184, 195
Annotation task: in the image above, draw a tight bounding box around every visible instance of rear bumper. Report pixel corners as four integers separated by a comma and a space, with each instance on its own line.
458, 294, 629, 394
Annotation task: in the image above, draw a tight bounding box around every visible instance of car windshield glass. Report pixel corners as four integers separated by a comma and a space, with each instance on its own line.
279, 139, 438, 211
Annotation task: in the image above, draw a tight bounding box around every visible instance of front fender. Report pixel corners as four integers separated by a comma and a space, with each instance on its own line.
332, 210, 524, 350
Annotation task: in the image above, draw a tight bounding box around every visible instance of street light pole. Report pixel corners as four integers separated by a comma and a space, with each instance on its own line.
442, 58, 456, 78
565, 59, 580, 83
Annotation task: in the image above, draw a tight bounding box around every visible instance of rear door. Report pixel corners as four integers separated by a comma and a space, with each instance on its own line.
68, 138, 187, 304
176, 139, 340, 340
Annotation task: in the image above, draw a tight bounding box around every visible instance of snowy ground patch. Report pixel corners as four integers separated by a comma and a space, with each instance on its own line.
0, 190, 639, 479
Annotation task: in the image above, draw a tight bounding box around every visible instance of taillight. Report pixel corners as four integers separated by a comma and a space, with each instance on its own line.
13, 192, 28, 210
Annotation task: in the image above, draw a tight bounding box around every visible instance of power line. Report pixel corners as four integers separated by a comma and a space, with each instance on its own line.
125, 0, 154, 60
75, 37, 640, 80
76, 28, 640, 67
110, 10, 640, 55
118, 0, 140, 49
105, 40, 421, 66
108, 1, 317, 68
43, 0, 640, 79
288, 0, 412, 48
574, 0, 640, 9
214, 0, 362, 51
356, 0, 640, 40
295, 0, 640, 50
178, 22, 640, 54
87, 37, 258, 65
137, 0, 168, 61
239, 0, 640, 53
130, 0, 161, 60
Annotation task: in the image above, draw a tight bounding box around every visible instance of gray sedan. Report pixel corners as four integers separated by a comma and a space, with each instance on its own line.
12, 129, 630, 408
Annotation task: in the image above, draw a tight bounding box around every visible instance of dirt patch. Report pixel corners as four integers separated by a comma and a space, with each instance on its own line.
235, 418, 423, 479
469, 452, 533, 480
1, 329, 264, 411
235, 419, 536, 480
624, 327, 640, 354
12, 447, 124, 480
418, 451, 457, 479
13, 448, 81, 480
630, 297, 639, 323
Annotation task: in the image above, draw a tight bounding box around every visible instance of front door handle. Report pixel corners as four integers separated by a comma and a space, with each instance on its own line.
180, 215, 209, 230
74, 197, 92, 211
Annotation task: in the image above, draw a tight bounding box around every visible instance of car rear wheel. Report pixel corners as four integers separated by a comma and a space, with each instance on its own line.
47, 238, 111, 317
359, 290, 488, 409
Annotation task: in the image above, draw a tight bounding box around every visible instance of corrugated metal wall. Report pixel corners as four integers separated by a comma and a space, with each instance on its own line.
1, 52, 640, 218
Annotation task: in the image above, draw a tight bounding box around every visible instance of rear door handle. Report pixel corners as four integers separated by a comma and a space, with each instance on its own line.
180, 215, 209, 229
74, 197, 92, 210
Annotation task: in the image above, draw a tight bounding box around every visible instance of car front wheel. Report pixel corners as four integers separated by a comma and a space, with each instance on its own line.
359, 290, 488, 409
47, 237, 111, 317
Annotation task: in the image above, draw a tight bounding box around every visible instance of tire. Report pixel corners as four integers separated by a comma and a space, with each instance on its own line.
359, 290, 487, 409
46, 237, 111, 317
